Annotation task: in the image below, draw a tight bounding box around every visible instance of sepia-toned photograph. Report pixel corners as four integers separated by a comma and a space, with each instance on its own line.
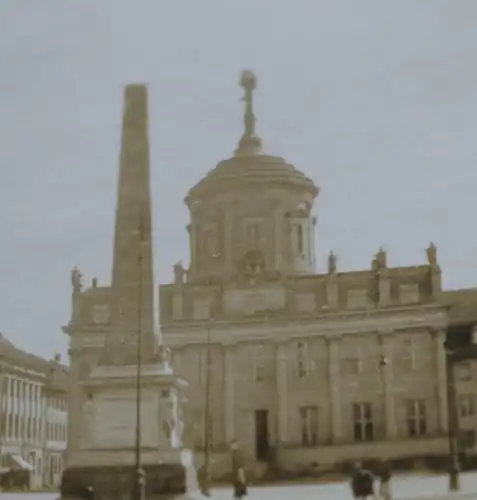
0, 1, 477, 499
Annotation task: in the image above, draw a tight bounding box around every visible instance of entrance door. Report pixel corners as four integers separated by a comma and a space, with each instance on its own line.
254, 410, 269, 461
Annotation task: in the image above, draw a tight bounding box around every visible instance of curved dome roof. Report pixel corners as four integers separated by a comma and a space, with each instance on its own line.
185, 70, 319, 205
186, 153, 318, 203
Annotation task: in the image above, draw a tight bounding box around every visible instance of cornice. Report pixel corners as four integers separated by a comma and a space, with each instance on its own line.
162, 305, 447, 347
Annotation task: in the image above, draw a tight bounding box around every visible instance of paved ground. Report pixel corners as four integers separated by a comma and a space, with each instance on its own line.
4, 472, 477, 499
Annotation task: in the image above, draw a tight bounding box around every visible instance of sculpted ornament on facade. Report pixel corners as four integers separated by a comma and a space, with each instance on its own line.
71, 265, 83, 294
173, 261, 186, 285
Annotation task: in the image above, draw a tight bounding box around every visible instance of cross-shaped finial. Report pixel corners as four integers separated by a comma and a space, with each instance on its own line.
235, 69, 262, 156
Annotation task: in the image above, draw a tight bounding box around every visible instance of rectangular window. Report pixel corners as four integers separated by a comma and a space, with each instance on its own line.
459, 394, 475, 418
193, 299, 211, 320
402, 337, 417, 371
297, 341, 315, 378
296, 224, 304, 254
299, 406, 318, 445
353, 402, 374, 442
406, 399, 427, 437
252, 345, 266, 382
456, 362, 472, 382
92, 304, 110, 324
347, 357, 363, 375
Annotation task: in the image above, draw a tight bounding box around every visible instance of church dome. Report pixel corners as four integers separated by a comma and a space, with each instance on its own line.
186, 154, 318, 203
185, 70, 318, 206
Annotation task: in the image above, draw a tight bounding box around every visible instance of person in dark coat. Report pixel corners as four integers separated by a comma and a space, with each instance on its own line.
376, 459, 392, 500
233, 467, 247, 499
350, 461, 375, 500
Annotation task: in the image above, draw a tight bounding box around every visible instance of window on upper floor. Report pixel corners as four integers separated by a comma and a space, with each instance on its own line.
251, 344, 266, 382
297, 341, 315, 379
399, 284, 420, 304
92, 304, 110, 324
201, 223, 220, 261
459, 394, 475, 418
297, 224, 304, 255
406, 399, 427, 437
193, 299, 211, 320
404, 337, 417, 371
456, 361, 472, 382
299, 406, 318, 446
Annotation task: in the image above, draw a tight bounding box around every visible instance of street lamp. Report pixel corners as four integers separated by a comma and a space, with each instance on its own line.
378, 355, 388, 439
133, 216, 146, 500
444, 341, 460, 492
230, 439, 239, 478
201, 305, 213, 497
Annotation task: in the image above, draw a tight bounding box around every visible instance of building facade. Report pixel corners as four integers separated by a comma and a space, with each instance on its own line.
159, 72, 452, 473
62, 74, 477, 476
0, 334, 68, 488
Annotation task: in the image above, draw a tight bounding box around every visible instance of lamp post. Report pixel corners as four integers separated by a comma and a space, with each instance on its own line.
378, 355, 388, 439
444, 341, 460, 492
133, 217, 146, 500
230, 439, 239, 478
201, 315, 213, 497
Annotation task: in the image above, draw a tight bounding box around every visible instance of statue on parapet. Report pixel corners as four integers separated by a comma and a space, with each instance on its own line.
173, 261, 186, 285
71, 266, 83, 294
328, 250, 337, 275
426, 242, 438, 267
375, 246, 387, 269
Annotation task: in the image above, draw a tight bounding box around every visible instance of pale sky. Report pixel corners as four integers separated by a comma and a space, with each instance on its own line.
1, 1, 476, 359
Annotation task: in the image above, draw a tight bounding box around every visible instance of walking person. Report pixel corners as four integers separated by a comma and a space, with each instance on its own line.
376, 459, 392, 500
233, 467, 247, 500
350, 461, 375, 500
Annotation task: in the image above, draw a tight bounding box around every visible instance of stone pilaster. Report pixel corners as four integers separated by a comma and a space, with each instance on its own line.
172, 292, 183, 320
378, 271, 391, 307
326, 276, 339, 309
276, 342, 288, 445
434, 329, 448, 432
379, 331, 397, 439
274, 209, 284, 272
327, 336, 342, 442
223, 346, 235, 444
224, 210, 233, 274
5, 377, 11, 440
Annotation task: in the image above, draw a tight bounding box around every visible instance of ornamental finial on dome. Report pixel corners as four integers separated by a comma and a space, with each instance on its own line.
235, 69, 262, 157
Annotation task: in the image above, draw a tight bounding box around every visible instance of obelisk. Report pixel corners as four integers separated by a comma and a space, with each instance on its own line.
110, 83, 157, 360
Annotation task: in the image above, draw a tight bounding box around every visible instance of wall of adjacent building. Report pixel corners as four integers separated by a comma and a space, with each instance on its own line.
0, 345, 68, 489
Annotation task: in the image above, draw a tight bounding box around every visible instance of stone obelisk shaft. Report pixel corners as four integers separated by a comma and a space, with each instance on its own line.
111, 84, 156, 359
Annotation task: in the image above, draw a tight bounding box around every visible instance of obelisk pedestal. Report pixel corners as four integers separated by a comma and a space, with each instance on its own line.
60, 349, 199, 499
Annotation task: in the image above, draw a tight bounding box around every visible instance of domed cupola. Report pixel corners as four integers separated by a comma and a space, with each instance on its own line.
185, 70, 319, 283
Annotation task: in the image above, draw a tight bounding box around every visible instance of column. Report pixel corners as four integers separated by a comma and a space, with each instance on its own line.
19, 380, 25, 443
276, 342, 288, 445
6, 377, 11, 440
274, 209, 284, 271
224, 210, 233, 273
380, 333, 397, 439
25, 383, 30, 442
223, 346, 235, 444
327, 336, 342, 442
12, 378, 17, 440
434, 329, 448, 432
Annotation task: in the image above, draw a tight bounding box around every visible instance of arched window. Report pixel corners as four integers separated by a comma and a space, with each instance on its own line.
297, 224, 304, 254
